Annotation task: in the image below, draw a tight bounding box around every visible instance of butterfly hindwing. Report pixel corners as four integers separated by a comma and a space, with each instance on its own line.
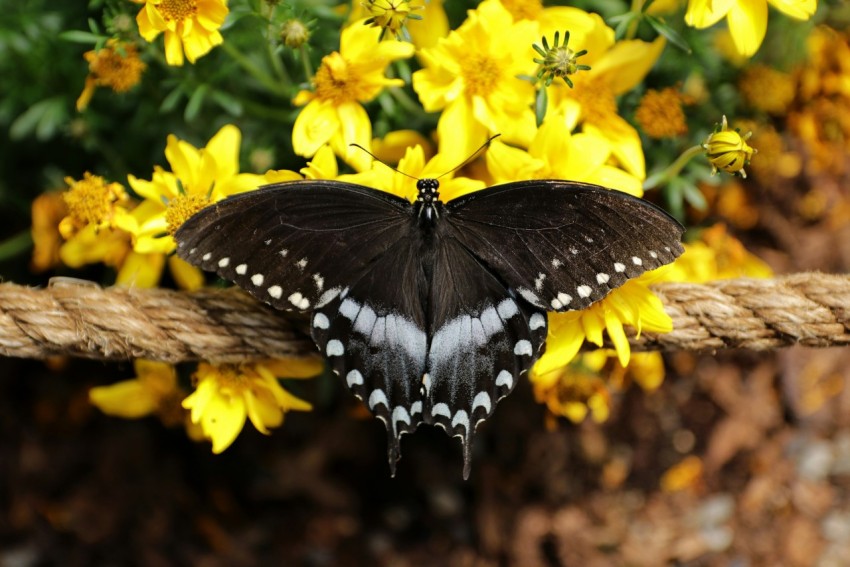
445, 180, 685, 312
309, 235, 429, 474
424, 234, 547, 478
175, 180, 412, 313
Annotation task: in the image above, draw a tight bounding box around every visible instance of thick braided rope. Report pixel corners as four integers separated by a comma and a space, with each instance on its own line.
0, 273, 848, 363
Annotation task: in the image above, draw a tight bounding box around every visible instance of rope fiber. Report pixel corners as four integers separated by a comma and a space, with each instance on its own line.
0, 273, 848, 363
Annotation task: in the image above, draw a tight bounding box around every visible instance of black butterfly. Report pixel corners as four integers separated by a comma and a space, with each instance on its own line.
175, 178, 684, 478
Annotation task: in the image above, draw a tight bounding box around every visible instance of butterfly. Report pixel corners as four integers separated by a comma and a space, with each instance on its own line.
175, 177, 684, 478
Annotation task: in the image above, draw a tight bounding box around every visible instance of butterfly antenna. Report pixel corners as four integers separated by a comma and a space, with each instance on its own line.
349, 143, 420, 181
436, 134, 501, 180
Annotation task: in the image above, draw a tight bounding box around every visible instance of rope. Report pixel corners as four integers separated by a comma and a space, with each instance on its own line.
0, 273, 848, 363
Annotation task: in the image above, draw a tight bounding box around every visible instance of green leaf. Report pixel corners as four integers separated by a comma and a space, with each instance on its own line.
185, 84, 209, 122
610, 12, 637, 40
10, 97, 66, 141
160, 87, 184, 113
209, 90, 244, 116
681, 180, 708, 210
535, 88, 548, 127
58, 30, 104, 44
645, 15, 692, 53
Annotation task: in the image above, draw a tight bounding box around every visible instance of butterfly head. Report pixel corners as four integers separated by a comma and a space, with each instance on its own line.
416, 178, 441, 204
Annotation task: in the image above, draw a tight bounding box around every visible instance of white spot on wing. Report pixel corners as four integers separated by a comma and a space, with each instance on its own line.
279, 248, 288, 257
339, 298, 360, 320
251, 273, 264, 286
614, 262, 626, 273
551, 298, 563, 309
392, 406, 411, 435
452, 410, 470, 432
517, 287, 542, 306
288, 292, 310, 310
650, 250, 658, 258
496, 370, 513, 389
577, 285, 592, 298
410, 401, 422, 416
268, 285, 282, 299
431, 402, 451, 418
552, 258, 562, 268
529, 313, 546, 330
596, 273, 610, 284
235, 264, 247, 275
313, 273, 324, 291
558, 292, 572, 305
313, 313, 329, 329
497, 298, 518, 320
316, 287, 340, 308
326, 339, 344, 356
368, 388, 388, 410
632, 256, 643, 266
534, 272, 546, 291
218, 257, 230, 268
514, 340, 532, 356
346, 369, 363, 387
296, 258, 307, 270
202, 252, 212, 261
472, 392, 492, 414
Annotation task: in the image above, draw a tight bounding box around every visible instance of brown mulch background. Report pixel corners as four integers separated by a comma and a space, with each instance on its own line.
3, 170, 850, 566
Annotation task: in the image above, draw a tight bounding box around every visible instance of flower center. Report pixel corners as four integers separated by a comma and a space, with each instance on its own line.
501, 0, 543, 21
157, 0, 198, 23
569, 78, 619, 127
635, 87, 689, 139
86, 42, 146, 92
313, 53, 367, 104
459, 53, 503, 98
165, 193, 211, 235
62, 172, 128, 227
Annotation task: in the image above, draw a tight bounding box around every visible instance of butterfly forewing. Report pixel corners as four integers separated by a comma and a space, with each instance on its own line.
445, 180, 685, 312
175, 180, 412, 313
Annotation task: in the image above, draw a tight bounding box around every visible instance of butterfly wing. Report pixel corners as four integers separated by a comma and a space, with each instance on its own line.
444, 180, 685, 312
176, 180, 428, 473
175, 180, 413, 313
424, 233, 547, 479
309, 235, 428, 475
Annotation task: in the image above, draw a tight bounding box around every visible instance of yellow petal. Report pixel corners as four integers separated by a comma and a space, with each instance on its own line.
90, 380, 158, 418
116, 251, 166, 288
685, 0, 735, 28
604, 308, 631, 367
768, 0, 816, 19
168, 254, 205, 290
292, 100, 340, 158
437, 98, 488, 162
163, 30, 185, 66
486, 138, 545, 183
592, 37, 666, 96
262, 357, 325, 379
332, 102, 373, 172
584, 117, 646, 180
727, 0, 768, 57
202, 393, 247, 453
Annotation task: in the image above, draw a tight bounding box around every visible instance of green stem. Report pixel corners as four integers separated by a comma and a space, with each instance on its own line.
387, 87, 422, 116
299, 45, 313, 79
221, 42, 289, 97
266, 13, 291, 86
643, 144, 704, 190
0, 230, 33, 262
625, 0, 644, 40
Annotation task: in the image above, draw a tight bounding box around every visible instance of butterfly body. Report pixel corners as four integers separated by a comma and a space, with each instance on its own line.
175, 178, 684, 478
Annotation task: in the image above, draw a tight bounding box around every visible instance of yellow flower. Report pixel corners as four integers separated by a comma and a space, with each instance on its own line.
532, 351, 611, 423
292, 21, 414, 172
134, 0, 228, 66
362, 0, 422, 40
661, 223, 773, 282
412, 0, 539, 159
635, 87, 690, 139
127, 124, 263, 254
30, 192, 67, 273
545, 14, 665, 181
739, 64, 796, 115
370, 129, 434, 165
348, 0, 447, 51
368, 143, 486, 203
685, 0, 816, 57
89, 360, 182, 420
703, 115, 756, 178
182, 358, 320, 453
485, 111, 644, 197
126, 125, 263, 289
58, 172, 134, 239
533, 268, 673, 375
76, 40, 146, 111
